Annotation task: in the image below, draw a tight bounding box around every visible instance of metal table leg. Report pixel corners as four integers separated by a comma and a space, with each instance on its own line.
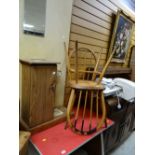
100, 132, 105, 155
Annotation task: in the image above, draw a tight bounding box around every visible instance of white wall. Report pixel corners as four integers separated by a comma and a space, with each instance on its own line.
19, 0, 73, 106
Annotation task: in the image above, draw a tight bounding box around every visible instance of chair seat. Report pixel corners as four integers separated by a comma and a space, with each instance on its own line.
69, 80, 104, 90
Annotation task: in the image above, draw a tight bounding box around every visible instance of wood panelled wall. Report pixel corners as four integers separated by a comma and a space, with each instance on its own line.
64, 0, 135, 105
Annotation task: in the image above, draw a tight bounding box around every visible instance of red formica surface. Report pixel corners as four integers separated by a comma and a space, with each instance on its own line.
30, 118, 113, 155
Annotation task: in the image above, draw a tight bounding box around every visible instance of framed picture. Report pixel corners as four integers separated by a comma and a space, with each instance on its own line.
108, 10, 134, 63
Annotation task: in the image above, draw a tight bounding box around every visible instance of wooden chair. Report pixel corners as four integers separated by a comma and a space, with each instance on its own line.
65, 41, 115, 135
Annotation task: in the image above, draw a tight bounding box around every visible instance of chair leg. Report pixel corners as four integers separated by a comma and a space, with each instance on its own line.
74, 90, 82, 128
101, 92, 107, 127
96, 91, 99, 126
66, 89, 107, 134
97, 91, 107, 129
89, 91, 93, 131
81, 90, 88, 132
66, 89, 75, 129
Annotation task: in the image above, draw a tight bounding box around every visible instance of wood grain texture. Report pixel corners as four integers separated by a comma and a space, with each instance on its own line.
72, 15, 111, 36
83, 0, 114, 16
19, 131, 31, 155
73, 6, 111, 30
21, 64, 31, 124
71, 24, 109, 41
69, 41, 108, 53
21, 60, 57, 128
30, 66, 45, 127
74, 0, 112, 23
97, 0, 118, 12
70, 33, 109, 48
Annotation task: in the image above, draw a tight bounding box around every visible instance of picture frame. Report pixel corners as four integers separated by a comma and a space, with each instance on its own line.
108, 10, 134, 63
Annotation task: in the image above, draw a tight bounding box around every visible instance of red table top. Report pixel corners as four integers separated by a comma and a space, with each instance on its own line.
30, 119, 114, 155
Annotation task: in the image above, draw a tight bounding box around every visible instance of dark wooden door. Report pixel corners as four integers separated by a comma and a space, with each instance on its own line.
104, 98, 130, 152
21, 63, 31, 125
119, 103, 135, 142
104, 122, 120, 152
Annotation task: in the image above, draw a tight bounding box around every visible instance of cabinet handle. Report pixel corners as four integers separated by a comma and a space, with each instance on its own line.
50, 83, 56, 92
52, 71, 56, 76
50, 71, 57, 82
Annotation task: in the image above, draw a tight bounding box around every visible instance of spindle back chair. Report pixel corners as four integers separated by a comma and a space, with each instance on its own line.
65, 41, 115, 135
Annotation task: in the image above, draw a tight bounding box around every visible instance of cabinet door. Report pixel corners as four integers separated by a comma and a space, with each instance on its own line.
119, 104, 134, 142
43, 65, 57, 122
130, 111, 135, 131
105, 98, 128, 152
21, 64, 31, 125
130, 104, 135, 131
29, 65, 56, 127
104, 123, 120, 152
119, 112, 132, 142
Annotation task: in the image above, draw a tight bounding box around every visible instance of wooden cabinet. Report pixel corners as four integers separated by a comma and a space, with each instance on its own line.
119, 103, 135, 142
19, 131, 31, 155
20, 59, 58, 128
104, 97, 135, 153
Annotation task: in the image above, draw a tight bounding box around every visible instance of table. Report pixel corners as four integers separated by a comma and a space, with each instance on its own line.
30, 119, 114, 155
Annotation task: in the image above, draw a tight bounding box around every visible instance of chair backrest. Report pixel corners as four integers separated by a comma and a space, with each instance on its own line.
65, 41, 115, 84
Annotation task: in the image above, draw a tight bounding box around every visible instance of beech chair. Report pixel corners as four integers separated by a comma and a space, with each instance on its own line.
65, 41, 115, 135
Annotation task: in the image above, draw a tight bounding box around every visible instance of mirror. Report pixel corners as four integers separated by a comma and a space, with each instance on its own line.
23, 0, 46, 36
